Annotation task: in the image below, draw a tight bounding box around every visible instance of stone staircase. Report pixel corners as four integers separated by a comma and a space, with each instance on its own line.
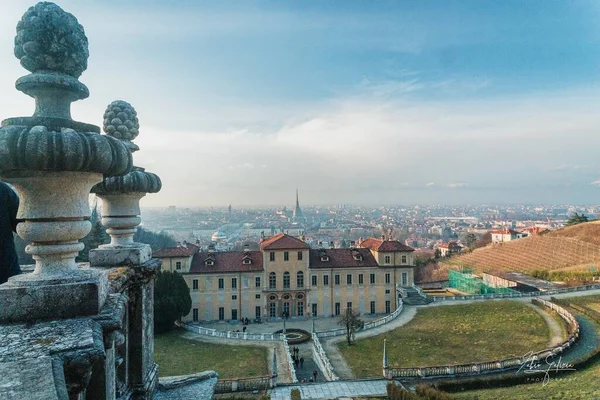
401, 286, 433, 305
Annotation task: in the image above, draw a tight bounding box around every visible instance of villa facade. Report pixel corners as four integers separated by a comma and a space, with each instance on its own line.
154, 234, 417, 322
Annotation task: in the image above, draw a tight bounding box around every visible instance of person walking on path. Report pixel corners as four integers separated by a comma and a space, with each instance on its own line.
0, 182, 19, 285
300, 357, 304, 368
313, 369, 318, 382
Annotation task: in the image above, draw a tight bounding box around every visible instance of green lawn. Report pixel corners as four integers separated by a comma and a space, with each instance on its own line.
154, 329, 269, 378
338, 301, 550, 378
453, 295, 600, 400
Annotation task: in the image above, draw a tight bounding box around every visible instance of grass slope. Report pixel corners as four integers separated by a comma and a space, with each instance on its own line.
154, 329, 269, 378
447, 223, 600, 274
338, 301, 550, 378
454, 295, 600, 400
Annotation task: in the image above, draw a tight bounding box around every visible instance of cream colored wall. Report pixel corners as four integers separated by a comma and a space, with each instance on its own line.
262, 249, 309, 290
159, 256, 192, 273
182, 271, 264, 322
175, 248, 416, 322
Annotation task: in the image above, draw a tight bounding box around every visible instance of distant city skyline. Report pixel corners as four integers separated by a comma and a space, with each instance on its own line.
2, 1, 600, 206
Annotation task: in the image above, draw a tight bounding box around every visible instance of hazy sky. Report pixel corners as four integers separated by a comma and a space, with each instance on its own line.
2, 1, 600, 206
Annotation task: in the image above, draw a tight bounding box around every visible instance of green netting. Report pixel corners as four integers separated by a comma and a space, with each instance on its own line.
449, 269, 517, 295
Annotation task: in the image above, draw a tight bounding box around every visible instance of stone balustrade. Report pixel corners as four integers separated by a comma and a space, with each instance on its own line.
384, 298, 580, 380
177, 321, 285, 341
429, 283, 600, 303
283, 337, 299, 383
213, 376, 273, 394
311, 333, 339, 381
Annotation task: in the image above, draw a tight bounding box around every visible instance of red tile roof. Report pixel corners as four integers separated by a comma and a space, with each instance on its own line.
359, 238, 414, 252
260, 233, 309, 250
189, 251, 264, 274
153, 242, 201, 258
153, 246, 194, 258
309, 248, 378, 269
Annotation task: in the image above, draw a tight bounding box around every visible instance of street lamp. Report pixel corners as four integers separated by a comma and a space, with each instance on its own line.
282, 311, 289, 335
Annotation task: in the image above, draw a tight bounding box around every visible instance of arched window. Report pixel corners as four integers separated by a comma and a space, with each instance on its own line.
269, 272, 276, 289
283, 272, 290, 289
297, 271, 304, 288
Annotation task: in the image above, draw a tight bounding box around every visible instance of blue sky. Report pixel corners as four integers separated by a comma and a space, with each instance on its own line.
1, 1, 600, 206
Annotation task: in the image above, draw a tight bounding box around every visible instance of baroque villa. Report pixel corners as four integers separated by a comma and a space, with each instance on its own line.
154, 234, 417, 322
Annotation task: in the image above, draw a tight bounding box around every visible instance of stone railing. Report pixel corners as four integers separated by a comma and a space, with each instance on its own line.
283, 337, 299, 383
213, 375, 273, 394
312, 333, 339, 381
177, 321, 284, 341
429, 283, 600, 302
385, 298, 580, 379
315, 300, 404, 338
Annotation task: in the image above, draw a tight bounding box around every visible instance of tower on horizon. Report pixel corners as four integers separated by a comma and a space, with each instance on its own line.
293, 189, 303, 219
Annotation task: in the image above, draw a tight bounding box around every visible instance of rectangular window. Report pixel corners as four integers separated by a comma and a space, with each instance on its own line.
297, 302, 304, 317
218, 278, 224, 289
347, 302, 352, 311
231, 277, 237, 289
335, 274, 340, 285
385, 289, 391, 294
401, 255, 407, 264
269, 303, 276, 318
218, 307, 225, 320
255, 294, 261, 299
385, 273, 391, 284
311, 275, 317, 286
269, 251, 275, 262
255, 276, 261, 288
312, 303, 318, 317
232, 295, 237, 300
232, 309, 238, 320
297, 273, 304, 288
192, 308, 198, 322
402, 272, 408, 286
323, 275, 329, 286
370, 273, 376, 284
297, 251, 303, 261
284, 251, 289, 261
335, 302, 341, 316
370, 301, 376, 314
385, 301, 391, 313
175, 261, 182, 270
192, 279, 198, 290
255, 306, 261, 319
359, 274, 364, 285
384, 255, 391, 264
283, 273, 290, 289
346, 274, 352, 285
269, 273, 276, 289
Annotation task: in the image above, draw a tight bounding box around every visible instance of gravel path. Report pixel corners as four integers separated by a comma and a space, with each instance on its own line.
525, 302, 565, 347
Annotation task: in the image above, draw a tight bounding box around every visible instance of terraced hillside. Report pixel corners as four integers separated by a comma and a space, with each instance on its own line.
446, 222, 600, 275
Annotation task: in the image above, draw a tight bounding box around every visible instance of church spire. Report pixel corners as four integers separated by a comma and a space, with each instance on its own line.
293, 188, 303, 219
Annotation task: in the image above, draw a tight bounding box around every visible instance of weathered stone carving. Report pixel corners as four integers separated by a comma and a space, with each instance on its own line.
103, 100, 140, 149
0, 1, 132, 297
15, 2, 89, 77
91, 101, 162, 263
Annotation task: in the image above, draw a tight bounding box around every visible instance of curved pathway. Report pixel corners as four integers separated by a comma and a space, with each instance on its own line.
321, 305, 418, 379
525, 302, 565, 347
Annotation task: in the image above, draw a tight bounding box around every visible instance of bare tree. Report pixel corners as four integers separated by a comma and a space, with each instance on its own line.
339, 308, 363, 345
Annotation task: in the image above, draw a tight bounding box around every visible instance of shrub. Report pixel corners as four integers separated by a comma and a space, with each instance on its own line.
154, 270, 192, 333
290, 388, 301, 400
